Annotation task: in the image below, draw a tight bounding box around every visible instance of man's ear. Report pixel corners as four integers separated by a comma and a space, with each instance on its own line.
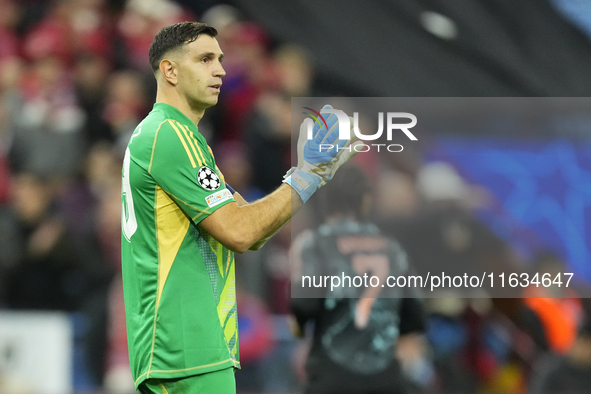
159, 59, 178, 86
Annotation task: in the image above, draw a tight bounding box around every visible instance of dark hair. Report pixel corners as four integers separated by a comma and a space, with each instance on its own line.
148, 22, 218, 72
318, 164, 372, 220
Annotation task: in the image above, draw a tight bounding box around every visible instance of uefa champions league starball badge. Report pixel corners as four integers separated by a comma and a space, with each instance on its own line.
197, 166, 221, 191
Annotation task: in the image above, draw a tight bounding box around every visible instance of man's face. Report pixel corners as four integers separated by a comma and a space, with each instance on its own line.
175, 35, 226, 111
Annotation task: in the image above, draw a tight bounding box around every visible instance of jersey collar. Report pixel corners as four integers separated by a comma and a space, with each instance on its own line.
152, 102, 198, 130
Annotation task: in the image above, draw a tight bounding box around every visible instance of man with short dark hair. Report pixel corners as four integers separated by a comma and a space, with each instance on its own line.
121, 22, 359, 393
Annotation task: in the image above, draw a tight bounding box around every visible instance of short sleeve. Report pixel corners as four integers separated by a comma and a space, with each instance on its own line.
148, 121, 235, 224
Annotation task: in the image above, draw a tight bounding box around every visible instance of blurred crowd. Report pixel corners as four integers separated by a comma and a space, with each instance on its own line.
0, 0, 589, 393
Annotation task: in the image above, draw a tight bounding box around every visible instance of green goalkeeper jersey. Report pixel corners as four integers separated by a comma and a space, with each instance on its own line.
121, 103, 239, 389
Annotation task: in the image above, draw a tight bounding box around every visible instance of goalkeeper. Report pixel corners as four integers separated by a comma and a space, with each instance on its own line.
121, 22, 361, 394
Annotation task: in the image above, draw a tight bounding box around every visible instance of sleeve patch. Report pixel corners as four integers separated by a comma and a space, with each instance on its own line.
205, 189, 233, 208
197, 166, 221, 190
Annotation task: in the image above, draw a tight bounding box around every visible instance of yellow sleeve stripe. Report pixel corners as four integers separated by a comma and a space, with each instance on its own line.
164, 190, 214, 224
182, 125, 208, 166
195, 139, 207, 166
148, 120, 168, 174
192, 209, 210, 223
176, 121, 203, 167
159, 384, 170, 394
215, 164, 226, 183
166, 191, 210, 216
167, 119, 197, 168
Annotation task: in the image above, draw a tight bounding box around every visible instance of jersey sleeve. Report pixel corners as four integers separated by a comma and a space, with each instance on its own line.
147, 121, 235, 224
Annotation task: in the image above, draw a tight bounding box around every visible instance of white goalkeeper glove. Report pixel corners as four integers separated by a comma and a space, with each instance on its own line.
284, 105, 363, 203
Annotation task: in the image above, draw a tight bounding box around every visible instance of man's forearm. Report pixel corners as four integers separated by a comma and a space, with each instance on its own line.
249, 186, 303, 250
238, 184, 302, 246
200, 183, 302, 253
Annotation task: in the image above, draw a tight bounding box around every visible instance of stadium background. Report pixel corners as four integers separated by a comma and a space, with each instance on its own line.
0, 0, 590, 393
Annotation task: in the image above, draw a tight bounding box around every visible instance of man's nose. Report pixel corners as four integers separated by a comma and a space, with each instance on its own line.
214, 62, 226, 77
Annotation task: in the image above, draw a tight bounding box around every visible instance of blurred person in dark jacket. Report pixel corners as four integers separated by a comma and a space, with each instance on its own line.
0, 172, 82, 310
291, 165, 427, 394
0, 171, 114, 386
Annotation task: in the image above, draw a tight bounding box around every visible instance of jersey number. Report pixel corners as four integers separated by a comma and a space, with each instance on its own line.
352, 254, 390, 329
122, 147, 137, 241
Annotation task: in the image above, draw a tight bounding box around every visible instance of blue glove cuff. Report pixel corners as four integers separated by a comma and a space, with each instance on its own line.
283, 168, 322, 204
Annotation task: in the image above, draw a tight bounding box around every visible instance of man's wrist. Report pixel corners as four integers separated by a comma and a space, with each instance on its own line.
283, 168, 321, 203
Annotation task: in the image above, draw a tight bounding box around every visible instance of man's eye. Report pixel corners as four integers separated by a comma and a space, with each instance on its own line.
201, 57, 210, 63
